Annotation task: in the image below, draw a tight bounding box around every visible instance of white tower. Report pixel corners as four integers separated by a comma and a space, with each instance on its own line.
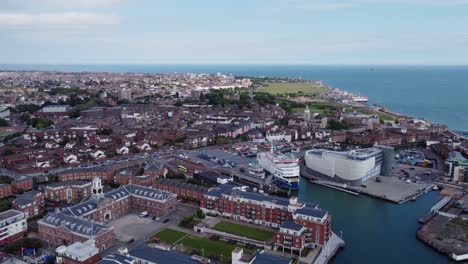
304, 105, 311, 122
91, 177, 104, 200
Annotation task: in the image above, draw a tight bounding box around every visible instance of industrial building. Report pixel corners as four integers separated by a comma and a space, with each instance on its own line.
303, 146, 394, 186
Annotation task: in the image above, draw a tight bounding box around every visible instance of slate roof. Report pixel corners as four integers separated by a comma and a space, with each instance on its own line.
253, 250, 292, 264
280, 219, 303, 232
45, 180, 91, 188
40, 212, 112, 237
294, 207, 328, 219
124, 184, 176, 201
64, 199, 99, 216
156, 179, 209, 193
129, 244, 198, 264
98, 254, 134, 264
13, 190, 41, 206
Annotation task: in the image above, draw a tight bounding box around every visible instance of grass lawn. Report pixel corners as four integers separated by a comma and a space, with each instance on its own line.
179, 235, 238, 262
213, 221, 273, 241
261, 82, 328, 95
153, 228, 259, 264
153, 228, 187, 244
292, 101, 345, 116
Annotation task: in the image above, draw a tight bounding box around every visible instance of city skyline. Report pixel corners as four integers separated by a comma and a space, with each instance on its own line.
1, 0, 468, 65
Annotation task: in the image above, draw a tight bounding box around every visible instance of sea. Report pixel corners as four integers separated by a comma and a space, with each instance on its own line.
1, 64, 465, 263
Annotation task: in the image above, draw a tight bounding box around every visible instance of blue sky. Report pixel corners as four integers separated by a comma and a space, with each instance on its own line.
0, 0, 467, 65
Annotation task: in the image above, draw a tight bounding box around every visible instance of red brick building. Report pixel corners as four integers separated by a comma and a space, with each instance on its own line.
38, 212, 115, 252
11, 177, 33, 194
155, 179, 208, 202
115, 173, 156, 187
38, 178, 178, 251
0, 183, 12, 199
200, 185, 331, 253
44, 181, 92, 204
58, 167, 114, 182
12, 190, 45, 219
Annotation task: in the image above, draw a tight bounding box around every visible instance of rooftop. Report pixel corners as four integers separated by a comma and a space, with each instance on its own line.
129, 244, 199, 264
99, 254, 134, 264
0, 209, 24, 222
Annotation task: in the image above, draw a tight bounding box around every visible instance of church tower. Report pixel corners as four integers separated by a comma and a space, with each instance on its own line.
92, 177, 104, 200
303, 105, 311, 122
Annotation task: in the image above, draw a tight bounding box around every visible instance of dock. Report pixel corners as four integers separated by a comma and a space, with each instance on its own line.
301, 165, 433, 204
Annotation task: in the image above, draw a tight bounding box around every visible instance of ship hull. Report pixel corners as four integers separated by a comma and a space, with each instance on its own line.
272, 175, 299, 190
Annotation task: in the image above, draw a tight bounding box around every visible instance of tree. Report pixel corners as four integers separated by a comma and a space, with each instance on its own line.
379, 118, 385, 124
19, 113, 31, 123
3, 149, 14, 155
0, 118, 9, 126
97, 127, 113, 136
4, 238, 42, 254
327, 120, 353, 130
29, 118, 53, 129
117, 99, 130, 105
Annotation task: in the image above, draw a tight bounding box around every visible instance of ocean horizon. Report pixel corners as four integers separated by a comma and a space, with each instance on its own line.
2, 64, 467, 131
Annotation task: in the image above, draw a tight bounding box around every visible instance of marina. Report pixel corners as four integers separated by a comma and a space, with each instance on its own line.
298, 178, 447, 264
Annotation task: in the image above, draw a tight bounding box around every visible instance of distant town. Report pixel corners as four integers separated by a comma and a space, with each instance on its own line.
0, 70, 467, 264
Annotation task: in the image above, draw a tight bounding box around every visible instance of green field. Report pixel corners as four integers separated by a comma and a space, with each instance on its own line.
153, 228, 258, 263
292, 101, 345, 116
154, 228, 187, 244
261, 82, 328, 95
213, 221, 273, 241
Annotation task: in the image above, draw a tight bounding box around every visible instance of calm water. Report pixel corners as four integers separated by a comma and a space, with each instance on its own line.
2, 64, 467, 130
298, 179, 448, 264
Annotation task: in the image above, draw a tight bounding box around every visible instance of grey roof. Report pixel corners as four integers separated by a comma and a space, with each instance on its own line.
0, 209, 24, 222
40, 212, 112, 237
13, 190, 41, 206
98, 254, 134, 264
253, 250, 292, 264
280, 219, 303, 232
104, 186, 130, 200
124, 184, 176, 201
145, 160, 164, 171
294, 207, 328, 219
65, 199, 98, 216
45, 180, 91, 188
0, 168, 28, 181
129, 244, 198, 264
157, 179, 209, 193
59, 167, 108, 174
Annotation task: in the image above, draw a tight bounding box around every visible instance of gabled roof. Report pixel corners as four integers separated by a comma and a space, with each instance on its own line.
40, 212, 112, 237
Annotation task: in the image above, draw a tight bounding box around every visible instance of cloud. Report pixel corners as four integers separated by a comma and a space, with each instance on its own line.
0, 12, 120, 27
282, 0, 468, 11
0, 0, 127, 10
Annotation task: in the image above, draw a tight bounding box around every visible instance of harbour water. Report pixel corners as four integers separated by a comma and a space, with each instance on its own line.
299, 178, 448, 264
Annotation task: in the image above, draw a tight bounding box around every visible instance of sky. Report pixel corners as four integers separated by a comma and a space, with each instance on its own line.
0, 0, 467, 65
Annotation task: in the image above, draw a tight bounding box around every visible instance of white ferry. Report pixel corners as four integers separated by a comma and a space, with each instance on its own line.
257, 146, 300, 190
352, 95, 369, 103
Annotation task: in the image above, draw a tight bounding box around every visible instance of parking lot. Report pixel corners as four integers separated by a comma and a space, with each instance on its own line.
102, 204, 197, 256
